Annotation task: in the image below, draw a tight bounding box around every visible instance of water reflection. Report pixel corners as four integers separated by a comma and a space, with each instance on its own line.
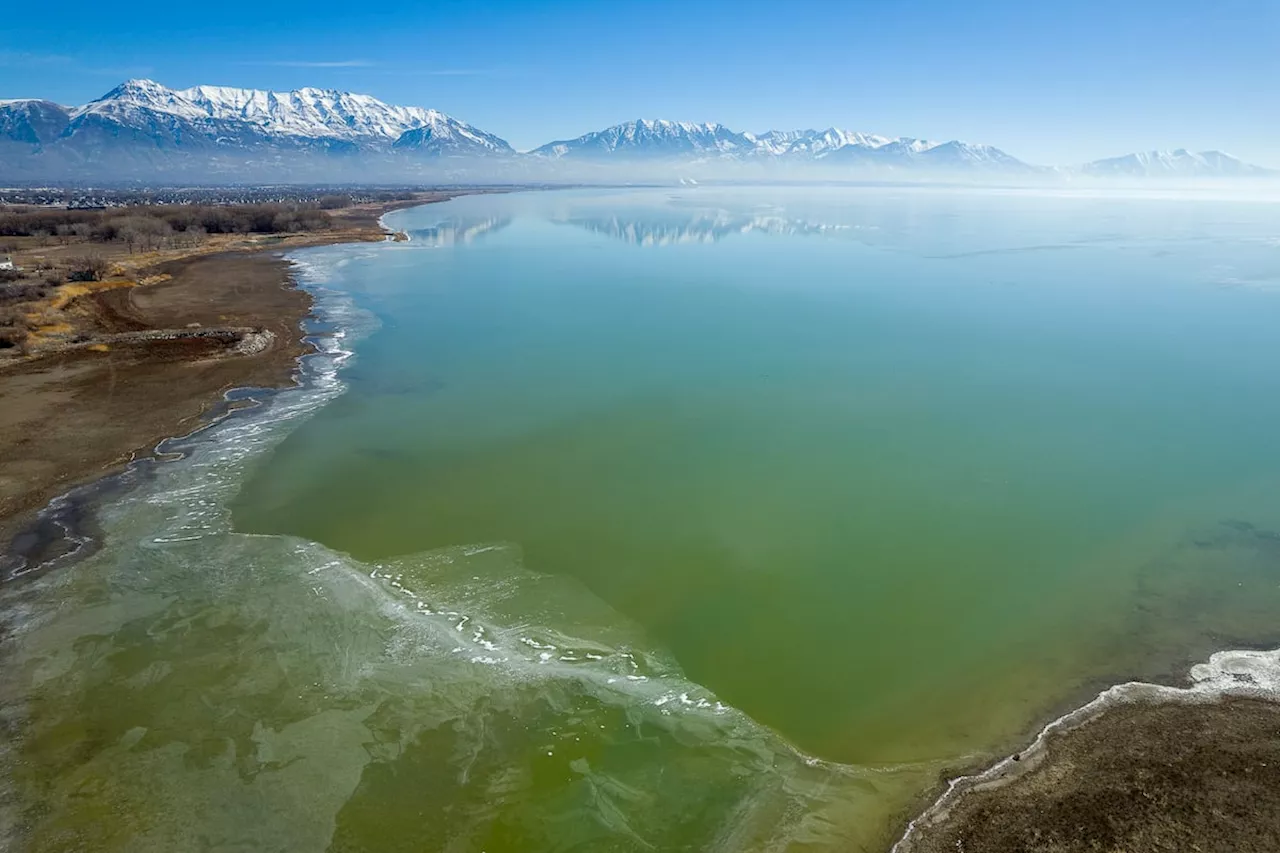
555, 210, 849, 245
406, 215, 512, 246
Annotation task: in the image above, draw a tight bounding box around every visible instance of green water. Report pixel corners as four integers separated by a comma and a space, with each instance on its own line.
5, 187, 1280, 851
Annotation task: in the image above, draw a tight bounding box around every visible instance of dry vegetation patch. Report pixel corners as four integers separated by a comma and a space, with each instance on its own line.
0, 199, 367, 357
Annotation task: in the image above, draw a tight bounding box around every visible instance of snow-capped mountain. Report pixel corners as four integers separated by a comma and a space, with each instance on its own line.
1081, 149, 1272, 178
0, 99, 71, 146
174, 83, 441, 142
531, 119, 1030, 171
66, 79, 511, 153
751, 128, 894, 157
907, 140, 1030, 169
0, 79, 513, 180
1, 79, 1274, 182
392, 115, 513, 157
532, 120, 759, 159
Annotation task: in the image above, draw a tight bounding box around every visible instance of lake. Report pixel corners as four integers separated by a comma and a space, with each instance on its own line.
5, 186, 1280, 851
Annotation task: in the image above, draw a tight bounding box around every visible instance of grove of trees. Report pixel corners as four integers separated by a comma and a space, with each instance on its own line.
0, 203, 336, 246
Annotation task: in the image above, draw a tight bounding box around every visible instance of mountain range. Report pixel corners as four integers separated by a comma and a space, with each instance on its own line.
0, 79, 1271, 182
528, 119, 1031, 172
1079, 148, 1274, 178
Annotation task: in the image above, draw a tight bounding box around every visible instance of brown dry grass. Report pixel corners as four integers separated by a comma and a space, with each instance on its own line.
0, 189, 491, 551
0, 197, 411, 361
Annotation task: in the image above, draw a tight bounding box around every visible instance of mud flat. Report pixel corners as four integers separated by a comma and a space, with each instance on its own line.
897, 648, 1280, 853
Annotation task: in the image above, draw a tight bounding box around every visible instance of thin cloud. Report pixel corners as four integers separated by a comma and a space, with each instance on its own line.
371, 67, 516, 78
0, 51, 73, 67
420, 69, 498, 76
0, 52, 151, 86
244, 60, 377, 68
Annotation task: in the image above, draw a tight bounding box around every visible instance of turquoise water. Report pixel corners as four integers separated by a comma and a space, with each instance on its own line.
5, 187, 1280, 851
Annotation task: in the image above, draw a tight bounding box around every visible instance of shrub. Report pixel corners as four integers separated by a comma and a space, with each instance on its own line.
0, 304, 28, 351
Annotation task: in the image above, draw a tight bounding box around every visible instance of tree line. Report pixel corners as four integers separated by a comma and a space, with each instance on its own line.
0, 202, 340, 247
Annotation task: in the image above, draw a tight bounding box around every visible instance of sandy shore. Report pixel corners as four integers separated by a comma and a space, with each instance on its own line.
0, 191, 473, 570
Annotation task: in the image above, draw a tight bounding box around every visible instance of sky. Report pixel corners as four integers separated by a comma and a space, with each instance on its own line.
3, 0, 1277, 167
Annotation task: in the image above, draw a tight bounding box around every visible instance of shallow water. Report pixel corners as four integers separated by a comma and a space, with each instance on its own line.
5, 186, 1280, 851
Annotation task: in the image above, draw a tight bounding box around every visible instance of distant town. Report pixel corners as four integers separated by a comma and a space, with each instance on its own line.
0, 186, 430, 209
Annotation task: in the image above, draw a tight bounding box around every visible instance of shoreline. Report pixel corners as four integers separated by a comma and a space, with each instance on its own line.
0, 190, 479, 576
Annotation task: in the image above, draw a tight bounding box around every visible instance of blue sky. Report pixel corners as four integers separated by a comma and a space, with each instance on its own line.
4, 0, 1277, 166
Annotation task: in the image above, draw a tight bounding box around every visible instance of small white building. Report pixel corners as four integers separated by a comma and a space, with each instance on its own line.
0, 256, 15, 271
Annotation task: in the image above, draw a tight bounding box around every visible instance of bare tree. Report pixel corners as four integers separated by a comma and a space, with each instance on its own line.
67, 254, 110, 282
115, 221, 141, 254
108, 215, 169, 253
178, 225, 207, 249
116, 216, 173, 252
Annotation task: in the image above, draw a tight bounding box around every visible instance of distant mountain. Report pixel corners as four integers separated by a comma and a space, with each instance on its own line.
1, 79, 1273, 183
531, 120, 1031, 172
1081, 149, 1273, 178
67, 79, 509, 153
751, 128, 893, 157
910, 140, 1031, 170
532, 120, 758, 159
392, 117, 513, 157
0, 99, 71, 146
0, 79, 514, 180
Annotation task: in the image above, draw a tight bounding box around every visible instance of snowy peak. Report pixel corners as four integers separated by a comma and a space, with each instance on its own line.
98, 78, 172, 102
78, 79, 193, 120
915, 140, 1028, 168
532, 119, 1028, 170
1081, 149, 1273, 177
177, 84, 434, 141
69, 79, 510, 150
751, 128, 896, 156
532, 119, 758, 159
5, 78, 1273, 181
392, 112, 514, 156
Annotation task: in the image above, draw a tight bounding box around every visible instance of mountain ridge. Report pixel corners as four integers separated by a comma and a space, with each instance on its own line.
0, 79, 515, 179
528, 119, 1029, 171
0, 79, 1272, 181
1079, 148, 1272, 178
